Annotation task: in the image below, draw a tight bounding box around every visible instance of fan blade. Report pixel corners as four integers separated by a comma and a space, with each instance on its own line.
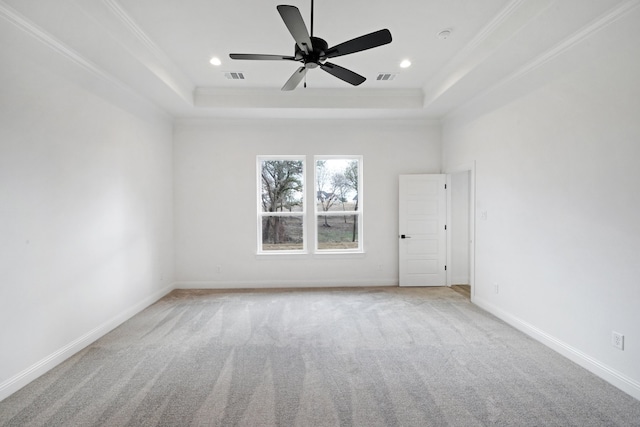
325, 29, 392, 59
320, 62, 366, 86
282, 67, 307, 91
277, 5, 313, 54
230, 54, 296, 61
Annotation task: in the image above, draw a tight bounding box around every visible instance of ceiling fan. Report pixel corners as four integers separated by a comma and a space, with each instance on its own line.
229, 0, 392, 91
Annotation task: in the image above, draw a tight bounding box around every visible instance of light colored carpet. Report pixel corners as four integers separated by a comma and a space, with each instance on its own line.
1, 287, 639, 426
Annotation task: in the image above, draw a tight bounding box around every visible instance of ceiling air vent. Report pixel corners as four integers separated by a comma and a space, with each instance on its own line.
224, 72, 245, 80
376, 73, 397, 81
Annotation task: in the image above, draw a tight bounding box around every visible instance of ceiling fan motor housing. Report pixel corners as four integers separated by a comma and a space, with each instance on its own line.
296, 36, 329, 67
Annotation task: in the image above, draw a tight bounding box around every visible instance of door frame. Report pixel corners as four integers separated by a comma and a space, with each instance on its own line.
445, 162, 476, 299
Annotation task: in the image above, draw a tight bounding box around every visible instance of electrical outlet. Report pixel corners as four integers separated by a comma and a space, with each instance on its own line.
612, 331, 624, 350
216, 265, 222, 274
494, 283, 499, 294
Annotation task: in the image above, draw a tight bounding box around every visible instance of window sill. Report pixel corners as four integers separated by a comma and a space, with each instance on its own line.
313, 251, 365, 259
256, 251, 308, 259
255, 250, 366, 260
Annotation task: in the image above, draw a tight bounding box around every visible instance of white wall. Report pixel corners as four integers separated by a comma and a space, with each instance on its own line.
174, 119, 441, 288
0, 31, 174, 399
442, 8, 640, 399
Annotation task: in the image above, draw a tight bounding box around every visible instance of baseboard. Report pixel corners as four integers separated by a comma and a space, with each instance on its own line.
174, 278, 398, 290
0, 284, 175, 402
472, 295, 640, 401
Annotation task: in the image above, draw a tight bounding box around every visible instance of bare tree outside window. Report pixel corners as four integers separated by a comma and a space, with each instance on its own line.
344, 160, 359, 242
260, 159, 304, 251
315, 158, 361, 250
316, 160, 342, 227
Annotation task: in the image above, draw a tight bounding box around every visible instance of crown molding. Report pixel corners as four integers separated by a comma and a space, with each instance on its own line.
464, 0, 528, 54
497, 0, 640, 87
174, 116, 439, 129
194, 87, 424, 110
0, 0, 171, 122
1, 0, 195, 112
422, 0, 554, 107
102, 0, 167, 62
89, 0, 195, 106
0, 1, 123, 89
446, 0, 640, 121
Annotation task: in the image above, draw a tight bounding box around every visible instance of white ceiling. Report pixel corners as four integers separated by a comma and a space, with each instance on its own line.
1, 0, 635, 119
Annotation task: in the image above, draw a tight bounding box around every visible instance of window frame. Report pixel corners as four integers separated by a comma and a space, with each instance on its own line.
256, 155, 364, 255
313, 155, 364, 254
256, 155, 307, 255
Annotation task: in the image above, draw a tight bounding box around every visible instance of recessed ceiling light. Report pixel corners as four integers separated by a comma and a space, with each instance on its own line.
209, 57, 222, 66
400, 59, 411, 69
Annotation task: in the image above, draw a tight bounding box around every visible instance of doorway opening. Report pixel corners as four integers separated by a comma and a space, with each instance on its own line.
446, 165, 475, 299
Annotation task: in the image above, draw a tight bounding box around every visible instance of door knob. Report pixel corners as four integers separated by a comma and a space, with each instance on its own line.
400, 234, 411, 239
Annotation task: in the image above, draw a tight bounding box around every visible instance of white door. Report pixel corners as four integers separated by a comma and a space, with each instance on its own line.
399, 174, 447, 286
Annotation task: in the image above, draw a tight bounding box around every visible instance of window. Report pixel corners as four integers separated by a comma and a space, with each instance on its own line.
315, 156, 362, 252
257, 155, 363, 254
257, 157, 305, 253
